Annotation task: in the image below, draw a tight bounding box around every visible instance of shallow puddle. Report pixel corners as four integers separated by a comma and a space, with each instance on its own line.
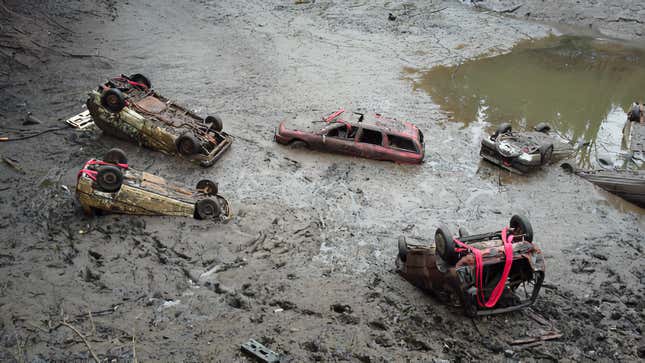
404, 36, 645, 168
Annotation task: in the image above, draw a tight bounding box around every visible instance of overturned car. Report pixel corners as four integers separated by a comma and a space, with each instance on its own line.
480, 123, 570, 174
76, 148, 230, 220
87, 73, 232, 167
274, 109, 424, 164
396, 215, 545, 317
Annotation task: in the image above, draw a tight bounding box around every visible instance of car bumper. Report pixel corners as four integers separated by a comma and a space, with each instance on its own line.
197, 132, 233, 167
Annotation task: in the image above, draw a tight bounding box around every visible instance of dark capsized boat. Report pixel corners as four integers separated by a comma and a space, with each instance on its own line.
562, 163, 645, 207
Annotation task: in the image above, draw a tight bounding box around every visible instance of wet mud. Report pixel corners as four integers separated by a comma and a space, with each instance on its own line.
0, 0, 644, 361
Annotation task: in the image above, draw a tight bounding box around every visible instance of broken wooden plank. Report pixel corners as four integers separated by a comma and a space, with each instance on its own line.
511, 332, 562, 346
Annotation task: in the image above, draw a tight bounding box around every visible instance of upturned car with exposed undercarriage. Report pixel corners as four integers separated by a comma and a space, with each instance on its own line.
274, 109, 425, 164
480, 122, 566, 174
87, 73, 232, 167
396, 215, 545, 317
76, 148, 230, 220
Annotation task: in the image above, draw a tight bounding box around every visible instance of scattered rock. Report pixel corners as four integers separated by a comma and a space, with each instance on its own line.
330, 303, 352, 314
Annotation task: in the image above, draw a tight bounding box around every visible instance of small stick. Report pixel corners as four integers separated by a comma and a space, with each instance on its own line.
59, 321, 100, 363
87, 311, 96, 336
132, 326, 138, 363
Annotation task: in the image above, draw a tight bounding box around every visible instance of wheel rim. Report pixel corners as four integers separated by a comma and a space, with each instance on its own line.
179, 139, 193, 154
202, 205, 214, 216
103, 172, 117, 185
107, 95, 119, 106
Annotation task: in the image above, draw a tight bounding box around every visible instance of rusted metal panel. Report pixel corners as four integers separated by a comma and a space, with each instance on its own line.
76, 155, 230, 219
77, 177, 194, 216
274, 109, 425, 164
396, 217, 545, 317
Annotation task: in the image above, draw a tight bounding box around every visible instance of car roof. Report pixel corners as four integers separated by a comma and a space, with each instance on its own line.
332, 112, 419, 139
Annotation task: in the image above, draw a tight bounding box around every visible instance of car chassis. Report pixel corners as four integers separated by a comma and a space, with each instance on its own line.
76, 149, 230, 220
396, 215, 545, 317
87, 73, 232, 167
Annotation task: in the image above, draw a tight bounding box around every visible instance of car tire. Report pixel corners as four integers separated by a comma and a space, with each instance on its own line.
493, 123, 512, 137
435, 224, 458, 264
540, 144, 554, 164
104, 148, 128, 165
195, 198, 221, 220
176, 133, 200, 156
196, 179, 218, 196
560, 161, 575, 173
96, 165, 123, 193
398, 236, 408, 262
289, 139, 308, 149
510, 214, 533, 242
129, 73, 151, 89
100, 88, 126, 113
205, 115, 223, 132
534, 122, 551, 133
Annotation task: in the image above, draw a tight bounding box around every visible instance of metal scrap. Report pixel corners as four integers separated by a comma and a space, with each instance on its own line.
65, 110, 94, 129
241, 339, 280, 363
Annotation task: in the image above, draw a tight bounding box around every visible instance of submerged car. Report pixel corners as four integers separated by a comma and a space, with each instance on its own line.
561, 162, 645, 207
396, 215, 545, 317
480, 123, 567, 174
274, 109, 424, 164
87, 73, 232, 167
76, 148, 230, 220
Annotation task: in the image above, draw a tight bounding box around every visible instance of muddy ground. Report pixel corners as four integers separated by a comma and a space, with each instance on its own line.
466, 0, 645, 43
0, 0, 643, 361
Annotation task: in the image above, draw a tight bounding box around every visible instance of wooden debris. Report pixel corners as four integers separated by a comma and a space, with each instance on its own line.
1, 154, 25, 173
511, 331, 562, 346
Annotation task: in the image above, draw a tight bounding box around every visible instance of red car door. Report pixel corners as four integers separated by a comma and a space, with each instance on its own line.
319, 124, 359, 156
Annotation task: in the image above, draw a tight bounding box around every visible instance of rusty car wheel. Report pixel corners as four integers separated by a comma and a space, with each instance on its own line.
100, 88, 126, 113
96, 165, 123, 193
289, 139, 308, 149
205, 115, 223, 132
510, 215, 533, 242
104, 148, 128, 165
397, 236, 408, 262
534, 122, 551, 133
560, 161, 575, 173
176, 133, 200, 156
540, 144, 554, 164
435, 224, 458, 264
196, 179, 218, 196
195, 198, 221, 220
129, 73, 151, 89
